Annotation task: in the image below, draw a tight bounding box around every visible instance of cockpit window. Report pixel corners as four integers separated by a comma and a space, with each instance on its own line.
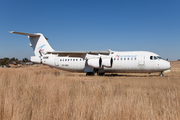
150, 56, 153, 60
157, 56, 163, 59
150, 56, 163, 60
154, 56, 158, 60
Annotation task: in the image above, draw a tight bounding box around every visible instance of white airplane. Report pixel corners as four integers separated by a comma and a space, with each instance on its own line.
10, 31, 171, 76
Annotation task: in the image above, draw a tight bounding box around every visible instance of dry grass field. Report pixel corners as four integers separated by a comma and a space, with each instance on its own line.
0, 61, 180, 120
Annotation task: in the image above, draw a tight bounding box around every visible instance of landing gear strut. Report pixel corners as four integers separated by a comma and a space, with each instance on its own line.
159, 72, 164, 77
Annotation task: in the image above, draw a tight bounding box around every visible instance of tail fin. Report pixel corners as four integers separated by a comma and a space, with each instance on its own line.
9, 31, 54, 56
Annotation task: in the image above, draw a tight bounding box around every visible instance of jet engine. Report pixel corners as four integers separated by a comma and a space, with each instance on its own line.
101, 57, 113, 68
87, 56, 113, 69
87, 58, 102, 68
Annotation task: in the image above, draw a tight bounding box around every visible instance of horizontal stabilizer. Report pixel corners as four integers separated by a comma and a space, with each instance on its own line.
9, 31, 40, 36
9, 31, 48, 40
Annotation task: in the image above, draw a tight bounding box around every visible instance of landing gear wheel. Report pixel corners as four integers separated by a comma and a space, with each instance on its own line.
97, 72, 105, 76
159, 72, 164, 77
86, 72, 95, 76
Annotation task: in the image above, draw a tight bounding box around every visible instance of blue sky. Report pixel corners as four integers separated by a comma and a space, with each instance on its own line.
0, 0, 180, 60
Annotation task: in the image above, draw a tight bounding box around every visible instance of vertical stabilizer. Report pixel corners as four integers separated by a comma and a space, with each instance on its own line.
9, 31, 54, 57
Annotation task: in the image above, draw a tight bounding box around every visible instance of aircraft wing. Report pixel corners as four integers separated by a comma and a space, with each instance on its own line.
46, 51, 110, 57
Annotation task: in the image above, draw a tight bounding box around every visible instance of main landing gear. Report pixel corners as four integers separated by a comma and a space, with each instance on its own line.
97, 72, 105, 76
86, 72, 95, 76
86, 69, 105, 76
86, 72, 105, 76
159, 72, 164, 77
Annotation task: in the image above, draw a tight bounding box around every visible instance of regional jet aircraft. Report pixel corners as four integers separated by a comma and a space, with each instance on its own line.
10, 31, 171, 76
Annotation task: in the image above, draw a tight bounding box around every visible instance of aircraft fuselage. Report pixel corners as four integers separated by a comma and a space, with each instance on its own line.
42, 51, 170, 74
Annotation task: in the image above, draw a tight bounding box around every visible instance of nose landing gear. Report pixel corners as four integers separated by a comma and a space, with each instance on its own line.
159, 72, 164, 77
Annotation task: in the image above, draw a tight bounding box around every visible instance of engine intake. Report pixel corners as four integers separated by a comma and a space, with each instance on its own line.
101, 57, 113, 68
87, 58, 102, 68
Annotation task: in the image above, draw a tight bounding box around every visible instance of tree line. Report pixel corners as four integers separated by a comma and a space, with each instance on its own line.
0, 57, 30, 65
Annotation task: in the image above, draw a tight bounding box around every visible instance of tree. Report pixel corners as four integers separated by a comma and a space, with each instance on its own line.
22, 58, 30, 62
15, 58, 19, 64
0, 59, 3, 65
0, 57, 10, 65
10, 57, 16, 62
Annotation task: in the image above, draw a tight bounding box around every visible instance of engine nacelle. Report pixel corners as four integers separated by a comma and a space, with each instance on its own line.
87, 58, 102, 68
87, 57, 113, 68
31, 56, 41, 63
101, 57, 113, 68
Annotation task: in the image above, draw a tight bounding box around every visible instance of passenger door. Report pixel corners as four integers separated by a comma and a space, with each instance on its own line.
138, 55, 145, 66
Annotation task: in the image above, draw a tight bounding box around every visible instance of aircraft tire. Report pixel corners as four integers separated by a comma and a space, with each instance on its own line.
97, 72, 105, 76
86, 72, 95, 76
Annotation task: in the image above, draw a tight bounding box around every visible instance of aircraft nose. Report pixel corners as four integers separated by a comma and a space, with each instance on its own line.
167, 61, 171, 69
162, 61, 171, 70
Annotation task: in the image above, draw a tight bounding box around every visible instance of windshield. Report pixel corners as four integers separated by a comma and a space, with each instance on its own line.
150, 56, 164, 60
157, 56, 163, 59
154, 56, 158, 60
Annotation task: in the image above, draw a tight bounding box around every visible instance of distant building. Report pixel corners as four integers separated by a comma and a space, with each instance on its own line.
9, 61, 17, 67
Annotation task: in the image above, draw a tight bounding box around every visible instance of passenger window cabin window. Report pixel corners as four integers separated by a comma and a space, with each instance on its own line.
124, 58, 126, 60
127, 58, 129, 60
73, 59, 75, 61
134, 58, 136, 60
70, 59, 72, 61
68, 59, 69, 61
76, 59, 78, 61
60, 59, 62, 61
114, 58, 116, 60
65, 59, 67, 61
131, 58, 133, 60
117, 58, 119, 60
121, 58, 123, 60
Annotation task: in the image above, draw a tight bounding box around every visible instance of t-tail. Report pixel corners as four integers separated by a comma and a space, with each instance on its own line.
9, 31, 54, 63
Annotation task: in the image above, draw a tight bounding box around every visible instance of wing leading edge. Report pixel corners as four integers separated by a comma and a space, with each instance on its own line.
46, 51, 110, 57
